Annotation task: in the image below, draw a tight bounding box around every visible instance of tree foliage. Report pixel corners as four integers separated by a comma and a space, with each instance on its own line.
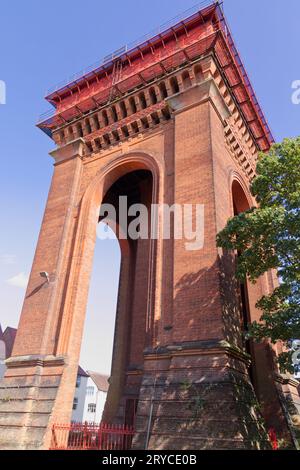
217, 137, 300, 372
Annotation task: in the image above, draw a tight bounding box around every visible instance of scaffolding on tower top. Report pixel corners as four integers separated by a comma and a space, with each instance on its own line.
37, 1, 274, 151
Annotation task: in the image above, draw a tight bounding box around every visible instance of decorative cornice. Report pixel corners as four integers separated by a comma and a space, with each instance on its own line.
37, 8, 273, 152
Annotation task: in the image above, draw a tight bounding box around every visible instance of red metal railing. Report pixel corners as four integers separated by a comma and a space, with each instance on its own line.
268, 428, 278, 451
50, 422, 135, 450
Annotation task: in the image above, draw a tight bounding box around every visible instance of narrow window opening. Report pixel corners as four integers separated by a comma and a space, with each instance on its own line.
119, 101, 127, 118
131, 121, 139, 134
141, 117, 149, 129
182, 70, 192, 89
85, 119, 92, 134
149, 87, 157, 104
95, 138, 101, 150
129, 97, 137, 114
194, 64, 203, 82
102, 110, 109, 126
159, 81, 168, 98
151, 112, 160, 125
103, 134, 111, 145
111, 106, 118, 122
138, 92, 147, 109
161, 107, 171, 120
121, 126, 129, 137
76, 123, 83, 138
86, 142, 93, 153
112, 130, 120, 141
170, 76, 179, 94
93, 114, 100, 130
59, 130, 65, 143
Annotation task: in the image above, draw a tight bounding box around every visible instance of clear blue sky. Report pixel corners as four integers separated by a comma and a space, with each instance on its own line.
0, 0, 299, 374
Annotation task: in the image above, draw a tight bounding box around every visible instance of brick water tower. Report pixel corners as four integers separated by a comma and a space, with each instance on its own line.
0, 1, 299, 450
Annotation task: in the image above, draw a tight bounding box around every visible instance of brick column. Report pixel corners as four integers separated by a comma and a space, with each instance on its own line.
132, 81, 271, 450
0, 138, 85, 449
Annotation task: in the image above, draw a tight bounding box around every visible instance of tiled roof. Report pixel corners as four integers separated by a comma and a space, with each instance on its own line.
77, 365, 89, 377
3, 327, 17, 358
87, 371, 109, 392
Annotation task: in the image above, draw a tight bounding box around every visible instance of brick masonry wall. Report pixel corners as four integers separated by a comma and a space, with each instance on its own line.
0, 55, 297, 449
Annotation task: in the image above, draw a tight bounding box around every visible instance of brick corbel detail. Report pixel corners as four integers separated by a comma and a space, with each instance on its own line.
166, 78, 231, 122
50, 137, 85, 164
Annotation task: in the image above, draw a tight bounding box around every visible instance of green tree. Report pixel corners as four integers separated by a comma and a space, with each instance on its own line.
217, 137, 300, 372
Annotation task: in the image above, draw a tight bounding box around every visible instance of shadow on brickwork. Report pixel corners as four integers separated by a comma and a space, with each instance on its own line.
138, 260, 272, 450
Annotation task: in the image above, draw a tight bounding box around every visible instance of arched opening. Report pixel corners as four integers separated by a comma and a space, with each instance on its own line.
85, 119, 92, 135
79, 224, 120, 420
182, 70, 192, 89
138, 92, 147, 110
68, 126, 74, 140
170, 76, 179, 94
149, 87, 157, 105
111, 105, 118, 122
102, 110, 109, 126
129, 97, 137, 114
158, 81, 168, 99
232, 180, 257, 390
121, 126, 129, 138
232, 180, 250, 215
194, 64, 203, 82
76, 123, 83, 138
93, 114, 100, 130
78, 167, 154, 427
119, 101, 127, 118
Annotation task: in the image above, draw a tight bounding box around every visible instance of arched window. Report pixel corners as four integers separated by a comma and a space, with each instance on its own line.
103, 134, 111, 145
169, 76, 179, 94
149, 87, 157, 105
194, 64, 203, 82
76, 123, 83, 138
102, 110, 109, 127
121, 126, 129, 137
158, 81, 168, 99
129, 96, 138, 114
93, 114, 100, 130
68, 126, 74, 139
131, 121, 139, 134
182, 70, 192, 89
151, 112, 160, 125
59, 130, 66, 143
141, 117, 149, 129
138, 92, 147, 109
111, 106, 118, 123
112, 130, 120, 142
85, 119, 92, 135
119, 101, 127, 118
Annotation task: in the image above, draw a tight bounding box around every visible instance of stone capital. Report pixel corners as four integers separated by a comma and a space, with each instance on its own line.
49, 137, 85, 164
144, 340, 251, 365
166, 78, 231, 121
5, 354, 65, 369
